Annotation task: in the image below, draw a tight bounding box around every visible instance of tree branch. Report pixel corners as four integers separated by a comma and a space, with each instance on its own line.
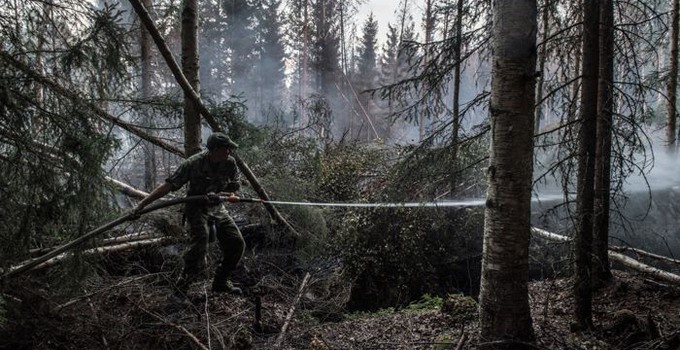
0, 50, 185, 157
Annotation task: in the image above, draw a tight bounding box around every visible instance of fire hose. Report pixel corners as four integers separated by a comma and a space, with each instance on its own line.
1, 195, 485, 280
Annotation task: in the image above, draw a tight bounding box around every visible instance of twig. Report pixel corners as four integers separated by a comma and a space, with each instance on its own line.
139, 306, 210, 350
84, 289, 109, 347
455, 332, 468, 350
53, 274, 163, 312
274, 272, 311, 347
203, 283, 211, 349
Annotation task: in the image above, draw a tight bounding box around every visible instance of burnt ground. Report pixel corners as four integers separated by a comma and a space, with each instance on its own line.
2, 261, 679, 350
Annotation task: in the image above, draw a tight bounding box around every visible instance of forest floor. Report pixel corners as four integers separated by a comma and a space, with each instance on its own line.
2, 265, 679, 350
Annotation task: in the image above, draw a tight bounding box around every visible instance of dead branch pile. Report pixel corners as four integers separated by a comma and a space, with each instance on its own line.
0, 237, 352, 350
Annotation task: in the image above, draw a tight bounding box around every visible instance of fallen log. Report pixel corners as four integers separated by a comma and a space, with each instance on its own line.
611, 246, 680, 266
100, 232, 158, 246
609, 251, 680, 285
29, 232, 158, 257
28, 237, 180, 271
105, 176, 149, 200
531, 227, 680, 286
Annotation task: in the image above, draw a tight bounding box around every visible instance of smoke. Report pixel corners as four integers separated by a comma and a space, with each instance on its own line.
621, 129, 680, 194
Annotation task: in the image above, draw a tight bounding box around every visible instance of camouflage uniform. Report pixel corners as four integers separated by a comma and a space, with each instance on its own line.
165, 150, 245, 289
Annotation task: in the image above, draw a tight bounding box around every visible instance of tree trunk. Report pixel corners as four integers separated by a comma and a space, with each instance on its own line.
450, 0, 463, 194
301, 0, 309, 127
574, 0, 599, 331
419, 0, 435, 141
567, 4, 583, 124
534, 0, 550, 132
478, 0, 537, 346
668, 0, 679, 152
593, 0, 614, 286
32, 0, 50, 133
181, 0, 201, 157
141, 0, 157, 191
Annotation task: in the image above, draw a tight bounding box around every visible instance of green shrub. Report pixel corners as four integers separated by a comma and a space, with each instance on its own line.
406, 293, 443, 311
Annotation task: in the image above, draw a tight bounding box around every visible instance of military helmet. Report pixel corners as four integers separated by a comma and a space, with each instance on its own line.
206, 132, 239, 150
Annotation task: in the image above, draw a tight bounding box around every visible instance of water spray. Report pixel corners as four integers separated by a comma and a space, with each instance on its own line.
222, 194, 487, 208
221, 193, 570, 208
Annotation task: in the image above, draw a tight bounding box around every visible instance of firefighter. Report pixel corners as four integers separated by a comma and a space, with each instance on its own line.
134, 132, 244, 296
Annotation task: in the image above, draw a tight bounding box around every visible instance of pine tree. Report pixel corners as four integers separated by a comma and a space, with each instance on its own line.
375, 4, 418, 144
311, 0, 341, 97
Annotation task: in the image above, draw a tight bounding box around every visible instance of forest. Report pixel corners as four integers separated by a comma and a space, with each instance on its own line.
1, 0, 680, 349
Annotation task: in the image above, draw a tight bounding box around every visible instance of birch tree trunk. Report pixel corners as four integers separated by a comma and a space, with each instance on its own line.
668, 0, 679, 152
478, 0, 537, 346
574, 0, 599, 331
593, 0, 614, 286
181, 0, 201, 157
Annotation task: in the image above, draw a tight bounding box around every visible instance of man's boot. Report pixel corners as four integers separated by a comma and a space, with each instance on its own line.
167, 274, 192, 304
212, 274, 242, 295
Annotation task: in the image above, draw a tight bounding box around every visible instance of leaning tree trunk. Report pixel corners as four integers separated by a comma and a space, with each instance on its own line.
181, 0, 201, 157
478, 0, 537, 346
574, 0, 599, 332
593, 0, 614, 286
668, 0, 679, 152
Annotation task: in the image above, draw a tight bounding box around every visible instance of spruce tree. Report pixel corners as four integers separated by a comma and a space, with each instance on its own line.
253, 0, 287, 123
223, 0, 256, 97
352, 13, 379, 141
